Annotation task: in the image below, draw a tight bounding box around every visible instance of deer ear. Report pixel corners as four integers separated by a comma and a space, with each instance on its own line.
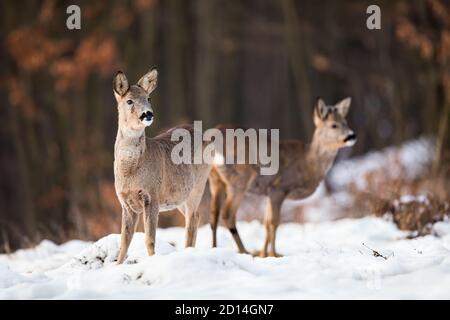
335, 97, 351, 117
137, 68, 158, 95
113, 71, 129, 100
314, 98, 328, 125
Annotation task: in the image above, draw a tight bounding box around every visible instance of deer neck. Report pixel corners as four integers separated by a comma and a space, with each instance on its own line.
305, 132, 338, 180
114, 125, 147, 167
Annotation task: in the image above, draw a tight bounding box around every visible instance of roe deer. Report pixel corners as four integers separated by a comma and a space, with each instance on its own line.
113, 69, 212, 264
209, 97, 356, 257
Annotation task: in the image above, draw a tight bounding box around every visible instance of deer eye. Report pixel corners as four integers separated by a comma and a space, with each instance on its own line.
147, 97, 151, 103
126, 99, 133, 105
331, 123, 338, 129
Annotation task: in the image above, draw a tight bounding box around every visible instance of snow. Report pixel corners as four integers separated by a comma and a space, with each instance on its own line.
1, 217, 450, 299
328, 137, 434, 191
0, 137, 446, 299
398, 194, 429, 204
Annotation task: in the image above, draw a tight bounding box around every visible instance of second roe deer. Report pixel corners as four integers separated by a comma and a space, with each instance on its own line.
113, 69, 212, 264
209, 97, 356, 257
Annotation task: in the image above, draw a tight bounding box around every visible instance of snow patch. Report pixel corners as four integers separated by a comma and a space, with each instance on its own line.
329, 137, 434, 191
1, 217, 450, 299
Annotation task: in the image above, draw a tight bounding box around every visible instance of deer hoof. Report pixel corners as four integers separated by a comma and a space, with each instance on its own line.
268, 252, 284, 258
252, 250, 268, 258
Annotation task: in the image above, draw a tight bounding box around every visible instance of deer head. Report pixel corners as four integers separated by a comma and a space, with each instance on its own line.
313, 97, 356, 150
113, 68, 158, 134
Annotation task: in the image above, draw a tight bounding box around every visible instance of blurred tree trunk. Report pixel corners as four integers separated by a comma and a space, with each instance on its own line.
418, 0, 439, 135
194, 0, 216, 127
2, 2, 37, 243
216, 2, 243, 125
8, 99, 36, 242
164, 0, 186, 123
434, 98, 450, 172
433, 64, 450, 175
280, 0, 312, 139
138, 3, 159, 133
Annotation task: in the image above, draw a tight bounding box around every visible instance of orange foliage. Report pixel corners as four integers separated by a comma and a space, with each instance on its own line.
133, 0, 158, 11
38, 0, 56, 24
51, 34, 118, 92
112, 5, 134, 30
36, 185, 66, 210
396, 17, 434, 60
428, 0, 450, 26
4, 76, 43, 121
439, 30, 450, 63
7, 26, 72, 72
311, 54, 330, 72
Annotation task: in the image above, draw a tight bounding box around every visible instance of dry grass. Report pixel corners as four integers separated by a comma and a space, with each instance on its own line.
349, 165, 450, 236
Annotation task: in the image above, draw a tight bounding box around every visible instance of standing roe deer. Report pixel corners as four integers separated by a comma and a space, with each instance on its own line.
209, 97, 356, 257
113, 69, 212, 264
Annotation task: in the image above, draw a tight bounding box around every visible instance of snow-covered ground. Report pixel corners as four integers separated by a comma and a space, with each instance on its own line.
1, 216, 450, 299
1, 137, 447, 299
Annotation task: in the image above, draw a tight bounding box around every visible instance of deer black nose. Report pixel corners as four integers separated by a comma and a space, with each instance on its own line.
344, 133, 357, 142
140, 111, 153, 122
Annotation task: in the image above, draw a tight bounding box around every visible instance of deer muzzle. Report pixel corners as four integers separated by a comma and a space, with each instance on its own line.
344, 132, 357, 146
140, 111, 154, 126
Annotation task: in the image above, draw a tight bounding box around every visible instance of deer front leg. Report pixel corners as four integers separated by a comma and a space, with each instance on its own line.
142, 194, 159, 256
117, 205, 139, 264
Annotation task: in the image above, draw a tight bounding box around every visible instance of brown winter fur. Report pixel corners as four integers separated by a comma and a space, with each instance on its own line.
113, 69, 211, 264
209, 98, 356, 257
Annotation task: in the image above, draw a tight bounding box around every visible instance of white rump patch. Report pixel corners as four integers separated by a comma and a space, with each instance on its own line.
213, 153, 225, 166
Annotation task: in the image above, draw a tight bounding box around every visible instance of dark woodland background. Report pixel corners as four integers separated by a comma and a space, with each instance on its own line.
0, 0, 449, 252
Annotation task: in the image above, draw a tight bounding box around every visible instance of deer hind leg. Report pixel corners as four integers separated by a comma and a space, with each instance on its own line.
117, 205, 140, 264
219, 169, 256, 254
259, 212, 271, 258
209, 169, 224, 248
183, 206, 200, 248
182, 200, 202, 248
260, 191, 285, 258
221, 187, 249, 254
182, 172, 210, 248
